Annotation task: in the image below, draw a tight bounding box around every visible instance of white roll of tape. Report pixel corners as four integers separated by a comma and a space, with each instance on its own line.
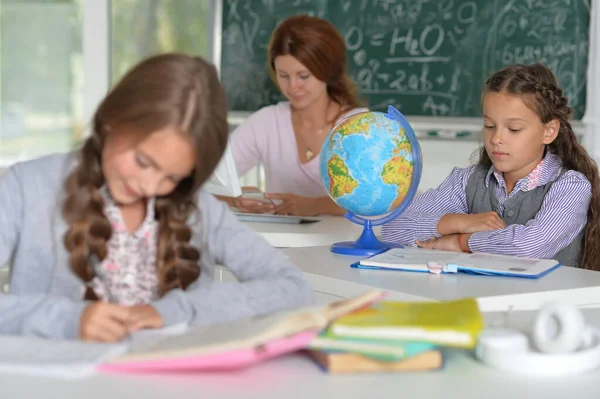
532, 303, 585, 354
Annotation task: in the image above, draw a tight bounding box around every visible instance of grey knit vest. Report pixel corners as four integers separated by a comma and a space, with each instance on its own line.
465, 166, 582, 267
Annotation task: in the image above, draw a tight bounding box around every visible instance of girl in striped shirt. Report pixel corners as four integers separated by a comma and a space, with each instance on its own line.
382, 63, 600, 270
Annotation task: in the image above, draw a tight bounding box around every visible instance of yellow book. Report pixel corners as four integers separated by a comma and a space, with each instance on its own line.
328, 298, 484, 348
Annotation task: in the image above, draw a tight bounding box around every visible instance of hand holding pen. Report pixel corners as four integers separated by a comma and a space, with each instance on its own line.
78, 254, 130, 342
78, 254, 164, 341
90, 254, 165, 332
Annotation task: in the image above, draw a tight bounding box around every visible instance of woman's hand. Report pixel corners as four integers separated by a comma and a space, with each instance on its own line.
438, 212, 505, 235
228, 186, 275, 214
266, 193, 317, 216
79, 302, 131, 342
231, 196, 274, 214
127, 305, 164, 333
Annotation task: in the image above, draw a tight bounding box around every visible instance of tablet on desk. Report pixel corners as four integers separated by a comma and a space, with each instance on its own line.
234, 212, 321, 225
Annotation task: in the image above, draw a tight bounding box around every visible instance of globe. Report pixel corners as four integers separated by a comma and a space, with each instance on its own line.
320, 105, 422, 256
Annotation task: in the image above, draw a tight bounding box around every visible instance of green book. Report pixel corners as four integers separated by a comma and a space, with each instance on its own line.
308, 332, 436, 362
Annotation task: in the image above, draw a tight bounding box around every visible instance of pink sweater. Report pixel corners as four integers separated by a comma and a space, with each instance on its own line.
231, 102, 368, 197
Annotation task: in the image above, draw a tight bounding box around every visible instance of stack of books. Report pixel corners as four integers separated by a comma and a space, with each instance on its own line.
307, 297, 485, 374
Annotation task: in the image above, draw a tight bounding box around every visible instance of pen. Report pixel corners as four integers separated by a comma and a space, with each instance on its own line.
263, 192, 277, 209
89, 253, 118, 303
89, 254, 131, 339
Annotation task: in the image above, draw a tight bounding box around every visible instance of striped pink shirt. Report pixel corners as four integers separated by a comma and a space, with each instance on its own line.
381, 153, 592, 259
231, 102, 368, 197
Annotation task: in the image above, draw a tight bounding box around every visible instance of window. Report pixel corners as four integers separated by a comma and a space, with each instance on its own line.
0, 1, 252, 187
0, 0, 83, 165
111, 0, 211, 83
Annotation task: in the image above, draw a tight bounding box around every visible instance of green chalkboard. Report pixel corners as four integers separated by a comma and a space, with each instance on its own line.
221, 0, 589, 118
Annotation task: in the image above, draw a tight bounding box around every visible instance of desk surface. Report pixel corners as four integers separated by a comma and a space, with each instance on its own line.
2, 309, 600, 399
2, 354, 597, 399
282, 245, 600, 311
242, 216, 381, 248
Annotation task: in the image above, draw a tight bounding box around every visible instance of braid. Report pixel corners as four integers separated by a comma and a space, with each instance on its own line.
63, 130, 112, 282
535, 83, 572, 119
151, 68, 219, 294
155, 192, 201, 296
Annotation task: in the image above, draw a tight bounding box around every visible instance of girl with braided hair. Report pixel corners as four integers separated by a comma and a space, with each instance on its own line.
0, 53, 313, 342
382, 63, 600, 271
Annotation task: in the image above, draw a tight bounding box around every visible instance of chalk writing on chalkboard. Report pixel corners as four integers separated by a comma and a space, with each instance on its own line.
221, 0, 589, 118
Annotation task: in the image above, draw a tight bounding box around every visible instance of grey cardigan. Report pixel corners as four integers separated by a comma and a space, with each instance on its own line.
0, 153, 314, 340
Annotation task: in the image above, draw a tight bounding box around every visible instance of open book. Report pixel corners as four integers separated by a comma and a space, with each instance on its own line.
353, 247, 560, 279
99, 290, 383, 373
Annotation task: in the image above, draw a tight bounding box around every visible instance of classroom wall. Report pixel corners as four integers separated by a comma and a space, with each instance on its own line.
418, 140, 482, 192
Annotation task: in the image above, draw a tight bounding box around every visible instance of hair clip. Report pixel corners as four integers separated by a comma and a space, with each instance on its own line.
427, 262, 458, 275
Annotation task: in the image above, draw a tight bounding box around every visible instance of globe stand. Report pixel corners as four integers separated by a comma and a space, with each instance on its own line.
330, 219, 402, 257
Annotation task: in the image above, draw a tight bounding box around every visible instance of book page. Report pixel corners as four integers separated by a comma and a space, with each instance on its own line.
360, 248, 463, 269
462, 253, 556, 275
322, 290, 384, 321
110, 310, 323, 363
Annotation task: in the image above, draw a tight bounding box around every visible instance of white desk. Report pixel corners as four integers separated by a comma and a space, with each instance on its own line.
282, 245, 600, 312
2, 309, 600, 399
242, 216, 381, 248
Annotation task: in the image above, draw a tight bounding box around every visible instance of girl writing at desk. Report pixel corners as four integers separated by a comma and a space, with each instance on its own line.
0, 53, 313, 342
217, 15, 367, 217
382, 63, 600, 270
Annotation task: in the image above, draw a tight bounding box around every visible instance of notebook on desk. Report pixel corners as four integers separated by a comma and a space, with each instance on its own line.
233, 212, 321, 224
352, 247, 560, 279
100, 290, 383, 373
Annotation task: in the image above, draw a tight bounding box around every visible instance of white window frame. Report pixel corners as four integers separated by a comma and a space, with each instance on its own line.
82, 0, 110, 137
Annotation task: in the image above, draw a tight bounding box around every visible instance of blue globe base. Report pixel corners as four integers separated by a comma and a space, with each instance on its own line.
330, 220, 404, 257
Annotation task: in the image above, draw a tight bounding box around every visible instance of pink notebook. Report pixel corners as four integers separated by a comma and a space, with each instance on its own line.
99, 331, 317, 373
99, 290, 384, 373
